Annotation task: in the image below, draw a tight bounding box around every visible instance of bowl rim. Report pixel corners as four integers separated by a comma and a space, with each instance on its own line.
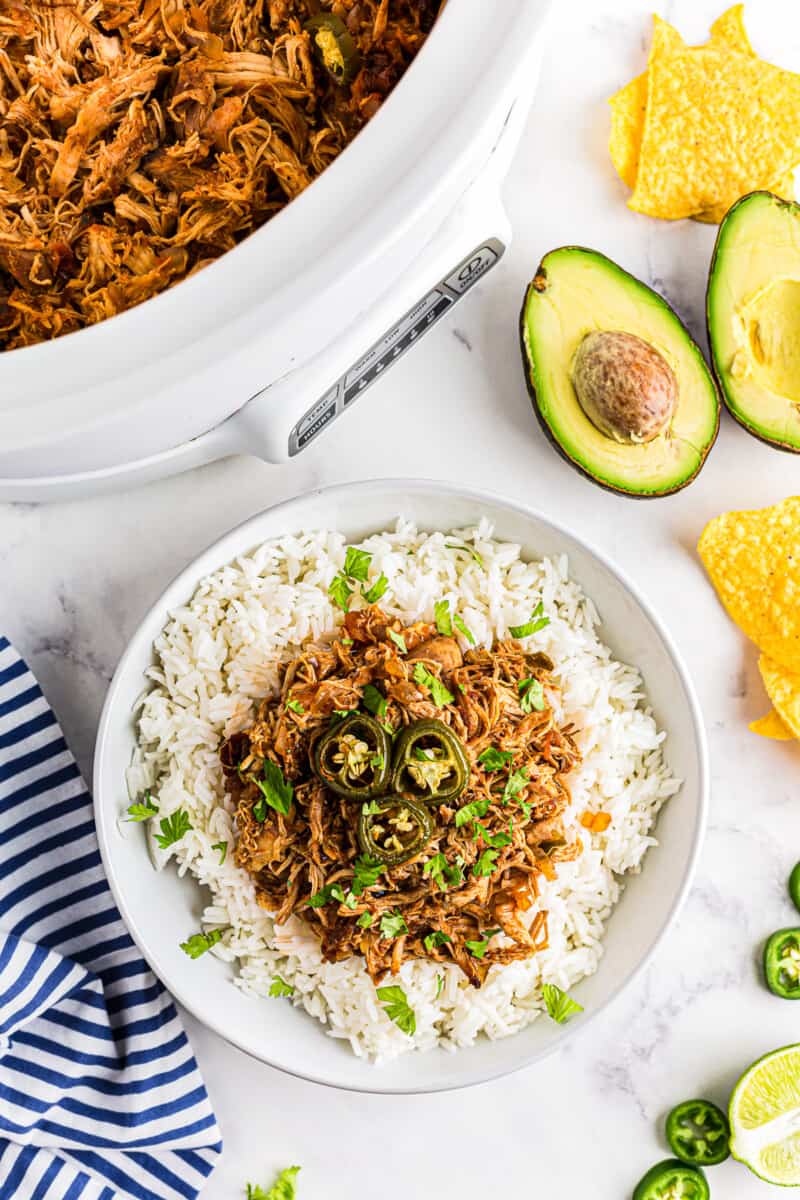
93, 477, 709, 1093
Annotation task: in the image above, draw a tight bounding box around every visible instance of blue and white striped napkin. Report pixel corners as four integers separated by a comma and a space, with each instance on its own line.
0, 636, 222, 1200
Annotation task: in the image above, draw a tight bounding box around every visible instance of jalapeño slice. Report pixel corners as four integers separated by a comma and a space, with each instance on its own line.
632, 1160, 709, 1200
304, 14, 360, 86
358, 796, 433, 867
313, 713, 390, 801
665, 1099, 730, 1166
764, 928, 800, 999
391, 719, 469, 804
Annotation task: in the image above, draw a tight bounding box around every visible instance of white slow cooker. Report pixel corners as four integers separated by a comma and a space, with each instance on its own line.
0, 0, 553, 500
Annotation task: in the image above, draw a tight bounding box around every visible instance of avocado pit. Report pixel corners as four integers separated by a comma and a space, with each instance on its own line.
571, 330, 678, 444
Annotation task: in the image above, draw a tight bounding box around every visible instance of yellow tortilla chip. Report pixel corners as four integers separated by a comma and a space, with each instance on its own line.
608, 6, 754, 192
749, 708, 794, 740
759, 656, 800, 739
630, 17, 800, 220
698, 498, 800, 674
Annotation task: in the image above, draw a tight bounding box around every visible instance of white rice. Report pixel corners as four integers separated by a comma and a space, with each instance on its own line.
126, 518, 680, 1062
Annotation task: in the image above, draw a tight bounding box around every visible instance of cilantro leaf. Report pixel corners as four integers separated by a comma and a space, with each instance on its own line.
246, 1166, 301, 1200
423, 930, 452, 952
154, 808, 192, 849
454, 795, 490, 829
379, 911, 408, 939
445, 543, 484, 568
362, 799, 382, 816
478, 746, 514, 772
376, 985, 416, 1036
474, 822, 512, 850
363, 573, 388, 604
307, 882, 346, 908
126, 793, 159, 822
423, 851, 464, 890
211, 840, 227, 865
351, 855, 385, 896
285, 698, 305, 715
180, 929, 222, 958
473, 848, 499, 878
503, 766, 529, 806
362, 683, 387, 719
519, 677, 545, 713
269, 975, 294, 998
344, 546, 372, 582
435, 974, 444, 998
412, 662, 454, 707
252, 760, 294, 820
453, 613, 475, 645
356, 911, 373, 928
329, 572, 353, 612
387, 629, 407, 654
509, 601, 550, 639
542, 982, 584, 1024
434, 599, 453, 636
465, 928, 502, 959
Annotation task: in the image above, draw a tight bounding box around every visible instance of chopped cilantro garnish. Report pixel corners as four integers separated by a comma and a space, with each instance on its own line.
361, 799, 382, 816
252, 760, 293, 820
387, 628, 407, 654
423, 851, 465, 890
542, 982, 584, 1024
331, 708, 353, 722
344, 546, 372, 581
340, 637, 354, 647
211, 840, 227, 865
363, 573, 388, 604
356, 911, 373, 928
328, 572, 353, 612
376, 985, 416, 1036
435, 974, 444, 998
519, 677, 545, 713
509, 601, 550, 639
379, 911, 408, 939
180, 929, 222, 958
473, 848, 499, 878
434, 599, 453, 636
453, 613, 475, 645
465, 928, 502, 959
307, 882, 346, 908
285, 698, 305, 715
473, 822, 512, 850
412, 662, 454, 707
362, 683, 387, 719
351, 855, 386, 896
478, 746, 514, 772
126, 793, 158, 822
154, 808, 192, 849
269, 975, 294, 998
423, 930, 452, 952
502, 766, 529, 806
454, 795, 490, 829
445, 543, 484, 569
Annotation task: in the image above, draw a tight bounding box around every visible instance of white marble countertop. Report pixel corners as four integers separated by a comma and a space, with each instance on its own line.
3, 1, 800, 1195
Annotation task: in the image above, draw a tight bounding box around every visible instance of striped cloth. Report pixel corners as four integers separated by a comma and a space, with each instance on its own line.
0, 637, 222, 1200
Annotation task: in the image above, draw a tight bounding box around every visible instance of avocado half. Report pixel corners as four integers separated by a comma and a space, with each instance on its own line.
708, 191, 800, 453
519, 247, 720, 498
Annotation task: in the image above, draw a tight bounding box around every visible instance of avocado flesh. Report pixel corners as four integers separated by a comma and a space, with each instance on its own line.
521, 247, 720, 496
708, 191, 800, 451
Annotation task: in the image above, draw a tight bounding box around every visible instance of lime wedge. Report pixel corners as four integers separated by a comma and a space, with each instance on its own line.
730, 1044, 800, 1185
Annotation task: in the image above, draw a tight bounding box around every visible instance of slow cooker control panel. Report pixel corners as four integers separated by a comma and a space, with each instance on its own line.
289, 239, 505, 456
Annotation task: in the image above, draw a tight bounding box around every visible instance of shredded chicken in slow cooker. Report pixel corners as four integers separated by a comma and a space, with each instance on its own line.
222, 605, 583, 987
0, 0, 440, 350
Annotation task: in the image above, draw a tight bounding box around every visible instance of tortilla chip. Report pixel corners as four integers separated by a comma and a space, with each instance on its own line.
693, 168, 797, 224
630, 17, 800, 220
608, 6, 754, 192
759, 656, 800, 739
698, 498, 800, 674
749, 708, 794, 740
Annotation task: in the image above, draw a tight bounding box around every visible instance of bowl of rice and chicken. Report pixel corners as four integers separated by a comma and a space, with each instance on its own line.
94, 479, 707, 1092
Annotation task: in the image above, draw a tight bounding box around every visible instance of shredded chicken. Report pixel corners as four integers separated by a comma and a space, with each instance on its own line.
0, 0, 441, 349
222, 605, 583, 987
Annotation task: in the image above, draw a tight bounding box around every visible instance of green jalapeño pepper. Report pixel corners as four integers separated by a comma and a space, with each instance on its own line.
764, 928, 800, 999
665, 1099, 730, 1166
313, 713, 390, 801
391, 719, 469, 805
632, 1160, 709, 1200
304, 14, 361, 86
358, 796, 433, 867
789, 862, 800, 914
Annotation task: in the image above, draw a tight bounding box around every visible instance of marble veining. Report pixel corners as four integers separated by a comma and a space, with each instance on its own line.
3, 2, 800, 1195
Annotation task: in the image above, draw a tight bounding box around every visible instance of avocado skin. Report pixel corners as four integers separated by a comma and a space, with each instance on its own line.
706, 190, 800, 454
519, 247, 720, 499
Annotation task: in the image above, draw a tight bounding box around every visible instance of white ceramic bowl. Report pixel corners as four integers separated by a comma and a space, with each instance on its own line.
94, 479, 708, 1093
